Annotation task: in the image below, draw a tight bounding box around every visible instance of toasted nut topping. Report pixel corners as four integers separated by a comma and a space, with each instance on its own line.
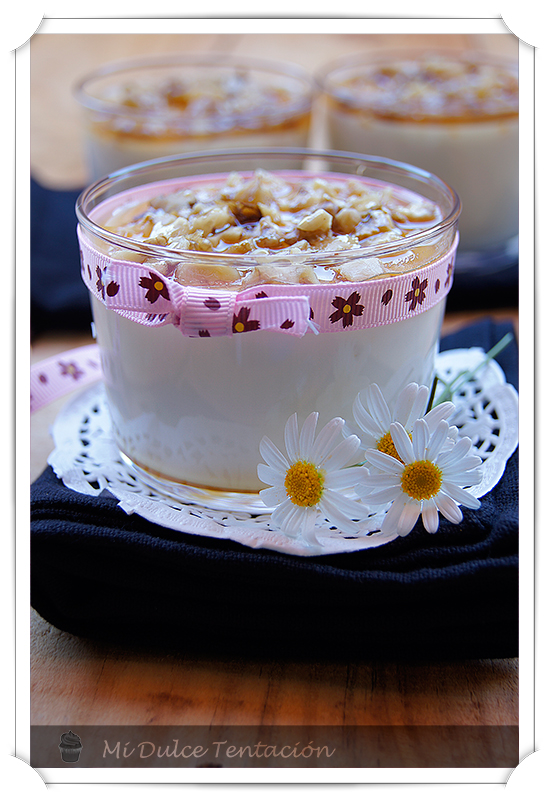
334, 257, 383, 281
242, 262, 320, 288
190, 206, 233, 234
218, 225, 243, 244
144, 233, 169, 246
400, 203, 435, 222
297, 208, 332, 232
174, 261, 241, 286
332, 56, 518, 121
334, 207, 362, 234
102, 169, 442, 287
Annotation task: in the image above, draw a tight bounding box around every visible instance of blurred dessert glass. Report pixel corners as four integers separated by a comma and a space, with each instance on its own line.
316, 50, 518, 271
74, 54, 314, 180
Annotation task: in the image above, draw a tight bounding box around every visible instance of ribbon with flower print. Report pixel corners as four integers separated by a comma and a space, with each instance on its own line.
78, 229, 458, 339
30, 343, 102, 414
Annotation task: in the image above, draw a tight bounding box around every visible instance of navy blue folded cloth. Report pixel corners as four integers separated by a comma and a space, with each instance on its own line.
31, 319, 518, 659
31, 178, 91, 337
30, 177, 518, 338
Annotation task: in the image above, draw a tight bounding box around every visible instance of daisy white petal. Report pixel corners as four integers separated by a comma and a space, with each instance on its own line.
324, 465, 369, 490
441, 468, 482, 486
361, 472, 402, 488
321, 490, 366, 525
299, 508, 323, 544
284, 412, 301, 462
382, 493, 421, 536
366, 384, 392, 430
390, 421, 415, 463
392, 382, 420, 423
311, 417, 346, 463
258, 485, 288, 507
441, 483, 481, 509
452, 455, 483, 472
323, 488, 367, 518
362, 485, 405, 505
424, 419, 451, 461
380, 492, 409, 533
353, 394, 382, 440
412, 418, 430, 460
402, 383, 430, 427
363, 448, 403, 474
257, 463, 285, 487
319, 494, 362, 535
272, 498, 302, 534
439, 426, 460, 453
397, 498, 423, 535
299, 411, 319, 460
259, 436, 289, 472
436, 436, 472, 467
421, 498, 440, 533
318, 433, 360, 472
424, 401, 455, 429
434, 493, 463, 524
297, 506, 318, 536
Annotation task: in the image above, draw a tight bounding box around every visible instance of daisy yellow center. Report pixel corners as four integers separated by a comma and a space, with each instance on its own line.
401, 460, 443, 501
343, 304, 352, 314
235, 322, 245, 332
376, 430, 403, 462
154, 280, 164, 291
284, 460, 324, 507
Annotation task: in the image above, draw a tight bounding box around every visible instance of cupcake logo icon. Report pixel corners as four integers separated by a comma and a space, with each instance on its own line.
59, 730, 83, 763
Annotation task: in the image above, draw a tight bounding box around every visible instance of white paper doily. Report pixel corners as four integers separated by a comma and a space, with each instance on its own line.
47, 348, 518, 557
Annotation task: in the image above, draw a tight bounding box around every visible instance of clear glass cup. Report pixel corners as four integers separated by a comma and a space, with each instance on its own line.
74, 54, 315, 181
76, 148, 460, 507
316, 50, 518, 272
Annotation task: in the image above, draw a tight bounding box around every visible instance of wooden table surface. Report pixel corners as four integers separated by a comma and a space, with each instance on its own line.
29, 31, 519, 767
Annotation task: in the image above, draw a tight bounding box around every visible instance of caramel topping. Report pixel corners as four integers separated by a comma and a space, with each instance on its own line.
91, 70, 310, 139
102, 169, 442, 288
331, 56, 518, 122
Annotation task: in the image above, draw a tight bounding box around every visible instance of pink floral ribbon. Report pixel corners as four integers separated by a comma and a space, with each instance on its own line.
30, 344, 102, 414
78, 230, 458, 339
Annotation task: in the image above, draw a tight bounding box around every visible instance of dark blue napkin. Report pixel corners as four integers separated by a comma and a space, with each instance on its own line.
30, 177, 518, 338
31, 178, 91, 337
445, 263, 518, 312
31, 319, 518, 659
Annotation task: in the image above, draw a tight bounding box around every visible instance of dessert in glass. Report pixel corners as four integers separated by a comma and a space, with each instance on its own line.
76, 148, 460, 506
317, 50, 518, 271
74, 54, 314, 180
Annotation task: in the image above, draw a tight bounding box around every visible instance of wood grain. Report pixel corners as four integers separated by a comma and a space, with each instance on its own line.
31, 608, 518, 727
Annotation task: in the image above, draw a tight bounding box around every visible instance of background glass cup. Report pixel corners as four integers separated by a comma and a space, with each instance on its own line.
76, 148, 460, 502
74, 54, 315, 181
316, 50, 518, 272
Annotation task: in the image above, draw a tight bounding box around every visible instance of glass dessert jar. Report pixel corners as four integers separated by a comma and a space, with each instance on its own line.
76, 148, 460, 503
316, 50, 518, 271
74, 54, 314, 180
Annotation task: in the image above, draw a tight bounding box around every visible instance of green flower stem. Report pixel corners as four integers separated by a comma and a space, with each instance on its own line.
425, 375, 439, 415
432, 332, 514, 406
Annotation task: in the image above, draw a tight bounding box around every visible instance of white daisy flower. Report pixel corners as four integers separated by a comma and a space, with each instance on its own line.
358, 417, 483, 536
353, 382, 456, 464
257, 412, 369, 544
